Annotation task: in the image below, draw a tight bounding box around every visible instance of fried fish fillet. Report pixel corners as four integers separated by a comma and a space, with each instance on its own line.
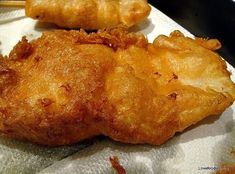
0, 28, 234, 146
25, 0, 151, 29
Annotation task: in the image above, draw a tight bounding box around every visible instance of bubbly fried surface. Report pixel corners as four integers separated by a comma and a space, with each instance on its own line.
25, 0, 151, 29
0, 28, 234, 146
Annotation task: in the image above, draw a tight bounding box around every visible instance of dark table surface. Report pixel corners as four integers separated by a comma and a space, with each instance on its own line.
149, 0, 235, 67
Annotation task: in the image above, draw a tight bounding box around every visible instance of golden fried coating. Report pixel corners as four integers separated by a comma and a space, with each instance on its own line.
0, 28, 234, 146
25, 0, 151, 29
216, 164, 235, 174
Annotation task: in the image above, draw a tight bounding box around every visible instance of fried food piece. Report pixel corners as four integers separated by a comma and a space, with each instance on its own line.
216, 164, 235, 174
25, 0, 151, 29
0, 28, 234, 146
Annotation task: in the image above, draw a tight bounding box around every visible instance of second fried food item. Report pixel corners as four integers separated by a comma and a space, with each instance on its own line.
25, 0, 151, 29
0, 28, 234, 146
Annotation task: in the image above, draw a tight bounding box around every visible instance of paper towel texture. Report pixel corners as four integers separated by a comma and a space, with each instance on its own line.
0, 7, 25, 22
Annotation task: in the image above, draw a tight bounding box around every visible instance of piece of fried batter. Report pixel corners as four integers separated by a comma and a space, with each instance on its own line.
25, 0, 151, 29
0, 28, 234, 146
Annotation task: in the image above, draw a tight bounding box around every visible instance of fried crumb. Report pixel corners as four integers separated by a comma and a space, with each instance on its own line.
74, 27, 148, 50
60, 83, 72, 92
168, 73, 178, 83
39, 98, 54, 107
34, 55, 42, 62
154, 72, 161, 76
168, 92, 178, 100
109, 156, 126, 174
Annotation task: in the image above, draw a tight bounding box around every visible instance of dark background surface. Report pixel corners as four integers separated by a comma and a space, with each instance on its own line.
149, 0, 235, 67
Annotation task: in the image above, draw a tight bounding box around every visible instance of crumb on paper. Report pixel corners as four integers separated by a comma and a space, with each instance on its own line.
109, 156, 126, 174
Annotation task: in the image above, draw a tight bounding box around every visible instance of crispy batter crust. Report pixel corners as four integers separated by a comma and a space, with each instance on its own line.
216, 164, 235, 174
0, 28, 234, 146
25, 0, 151, 29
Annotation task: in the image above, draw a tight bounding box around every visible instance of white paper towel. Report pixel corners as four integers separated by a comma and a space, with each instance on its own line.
0, 7, 25, 22
0, 6, 234, 174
